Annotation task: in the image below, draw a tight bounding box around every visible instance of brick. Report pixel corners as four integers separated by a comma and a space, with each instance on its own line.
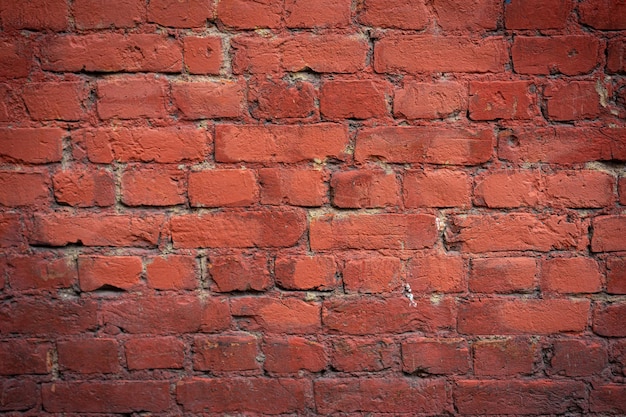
375, 36, 507, 74
282, 34, 369, 73
53, 167, 115, 207
358, 0, 430, 29
264, 337, 327, 373
0, 128, 64, 164
343, 256, 402, 294
458, 298, 590, 334
183, 36, 222, 74
275, 255, 337, 291
216, 0, 282, 29
620, 177, 626, 204
447, 213, 586, 253
0, 380, 37, 411
407, 254, 466, 293
146, 255, 197, 290
433, 0, 500, 31
125, 337, 184, 370
323, 297, 455, 335
22, 82, 87, 121
30, 213, 164, 247
215, 124, 349, 163
550, 339, 607, 376
0, 340, 51, 375
403, 338, 469, 375
189, 169, 258, 207
469, 257, 536, 293
0, 83, 21, 121
456, 380, 586, 415
607, 257, 626, 294
173, 81, 244, 119
285, 0, 351, 28
121, 166, 186, 206
0, 213, 24, 247
231, 35, 282, 74
473, 338, 536, 376
541, 257, 602, 294
591, 385, 626, 414
177, 377, 310, 414
0, 0, 67, 30
404, 169, 471, 208
250, 79, 316, 120
545, 81, 600, 120
356, 126, 493, 165
330, 337, 396, 371
469, 81, 537, 120
57, 339, 119, 374
512, 36, 599, 75
607, 39, 626, 73
579, 0, 626, 29
331, 169, 400, 208
544, 170, 614, 208
321, 80, 389, 119
0, 299, 97, 335
0, 37, 31, 78
594, 302, 626, 337
310, 213, 437, 250
259, 168, 326, 206
209, 252, 272, 292
102, 295, 230, 334
7, 254, 76, 291
592, 215, 626, 252
315, 378, 447, 414
0, 171, 49, 207
474, 171, 541, 208
505, 0, 572, 29
148, 0, 213, 27
97, 76, 169, 119
611, 340, 626, 375
84, 126, 209, 163
43, 381, 170, 413
73, 0, 145, 29
194, 333, 259, 371
394, 81, 467, 119
78, 255, 142, 292
231, 297, 321, 334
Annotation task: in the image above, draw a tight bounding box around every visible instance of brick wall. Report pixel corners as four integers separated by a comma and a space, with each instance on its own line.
1, 0, 625, 414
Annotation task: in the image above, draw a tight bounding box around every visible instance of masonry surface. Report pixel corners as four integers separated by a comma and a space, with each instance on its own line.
0, 0, 626, 415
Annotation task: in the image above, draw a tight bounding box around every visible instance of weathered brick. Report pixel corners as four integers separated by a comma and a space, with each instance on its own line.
0, 340, 52, 375
249, 78, 316, 120
57, 338, 119, 374
264, 336, 327, 373
78, 255, 143, 291
469, 257, 536, 293
473, 337, 536, 376
259, 168, 326, 206
22, 82, 87, 121
285, 0, 351, 28
282, 34, 369, 73
545, 81, 601, 120
505, 0, 572, 29
541, 257, 602, 294
320, 80, 389, 119
358, 0, 430, 29
550, 339, 607, 376
231, 297, 321, 334
402, 338, 470, 375
469, 81, 537, 120
183, 36, 222, 74
125, 337, 184, 370
194, 333, 259, 371
146, 255, 197, 290
275, 255, 337, 290
209, 252, 272, 292
73, 0, 145, 29
121, 165, 186, 206
172, 81, 244, 119
579, 0, 626, 29
7, 254, 76, 291
0, 171, 49, 207
342, 256, 403, 294
433, 0, 500, 31
404, 169, 471, 208
592, 215, 626, 252
407, 253, 466, 293
148, 0, 213, 27
331, 169, 400, 208
512, 36, 599, 75
188, 169, 258, 207
0, 0, 68, 30
0, 128, 64, 164
394, 81, 467, 119
53, 167, 115, 207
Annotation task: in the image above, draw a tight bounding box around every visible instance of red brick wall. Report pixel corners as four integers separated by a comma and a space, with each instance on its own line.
1, 0, 625, 414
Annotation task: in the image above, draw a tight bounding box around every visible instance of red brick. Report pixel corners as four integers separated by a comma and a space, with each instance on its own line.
469, 81, 537, 120
249, 79, 316, 120
394, 81, 467, 119
84, 126, 209, 163
607, 257, 626, 294
356, 126, 493, 165
541, 257, 602, 294
458, 298, 590, 334
146, 255, 197, 290
183, 36, 222, 74
545, 81, 601, 120
215, 124, 349, 163
310, 213, 437, 250
0, 380, 37, 412
447, 213, 586, 253
0, 299, 97, 335
315, 378, 447, 414
22, 82, 87, 121
231, 297, 321, 334
275, 255, 337, 291
512, 36, 600, 75
456, 380, 586, 415
259, 168, 326, 206
194, 333, 259, 371
125, 336, 184, 370
264, 337, 327, 373
473, 337, 536, 376
0, 340, 52, 375
177, 377, 310, 414
57, 338, 119, 374
433, 0, 500, 31
148, 0, 213, 27
591, 385, 626, 414
231, 35, 282, 74
97, 76, 169, 119
505, 0, 573, 29
0, 83, 21, 121
550, 339, 607, 376
403, 338, 469, 375
282, 34, 369, 73
43, 381, 170, 413
73, 0, 145, 29
30, 213, 164, 247
173, 81, 244, 119
474, 171, 541, 208
0, 213, 24, 247
594, 302, 626, 337
7, 254, 76, 291
78, 255, 142, 292
620, 177, 626, 204
331, 169, 400, 208
404, 169, 471, 208
544, 170, 614, 208
121, 166, 186, 206
375, 35, 507, 74
285, 0, 351, 28
53, 167, 115, 207
0, 171, 49, 207
408, 254, 466, 293
321, 80, 389, 119
607, 39, 626, 73
343, 256, 402, 293
216, 0, 282, 29
579, 0, 626, 29
592, 215, 626, 252
0, 128, 64, 164
611, 340, 626, 375
189, 169, 258, 207
0, 37, 31, 78
470, 257, 536, 293
358, 0, 430, 29
209, 252, 272, 292
330, 337, 397, 371
0, 0, 68, 30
